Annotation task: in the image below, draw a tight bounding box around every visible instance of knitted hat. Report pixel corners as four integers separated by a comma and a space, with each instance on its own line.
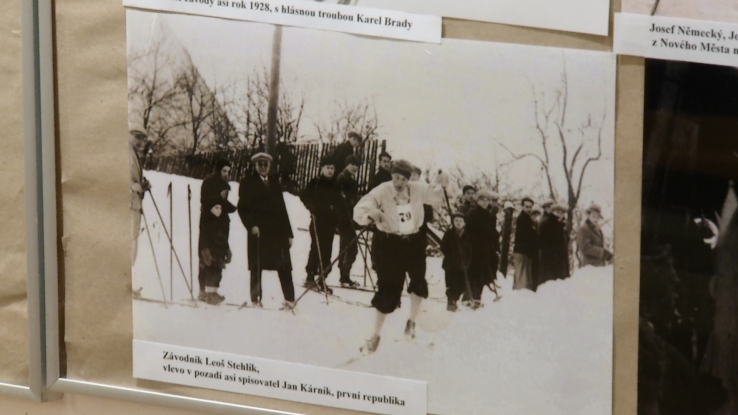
215, 158, 232, 172
391, 159, 413, 179
320, 156, 334, 168
345, 154, 361, 167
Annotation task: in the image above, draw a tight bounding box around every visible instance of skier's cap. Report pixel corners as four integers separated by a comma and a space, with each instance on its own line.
345, 155, 361, 167
319, 156, 334, 167
586, 203, 602, 215
462, 185, 477, 194
391, 159, 413, 179
451, 212, 466, 221
251, 152, 273, 162
379, 151, 392, 160
551, 203, 568, 212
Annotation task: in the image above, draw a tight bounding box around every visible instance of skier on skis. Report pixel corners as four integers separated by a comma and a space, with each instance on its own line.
198, 199, 233, 305
464, 189, 500, 307
353, 159, 456, 352
237, 152, 296, 309
335, 155, 362, 288
198, 159, 237, 302
300, 156, 341, 292
441, 212, 472, 312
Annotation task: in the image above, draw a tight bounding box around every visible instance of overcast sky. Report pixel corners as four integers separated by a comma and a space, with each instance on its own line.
127, 10, 615, 212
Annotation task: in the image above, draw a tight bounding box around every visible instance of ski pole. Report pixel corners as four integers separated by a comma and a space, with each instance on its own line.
168, 182, 173, 302
187, 185, 193, 298
311, 214, 330, 304
145, 188, 194, 298
142, 210, 168, 308
293, 226, 369, 308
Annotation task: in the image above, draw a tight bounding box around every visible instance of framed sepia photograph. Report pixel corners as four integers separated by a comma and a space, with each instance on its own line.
127, 10, 616, 415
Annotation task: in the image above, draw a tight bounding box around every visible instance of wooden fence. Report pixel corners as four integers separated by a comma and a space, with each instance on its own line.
142, 139, 385, 194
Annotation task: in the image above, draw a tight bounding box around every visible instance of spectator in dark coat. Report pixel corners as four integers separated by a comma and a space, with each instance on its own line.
198, 159, 237, 300
513, 197, 537, 290
465, 189, 500, 306
538, 203, 570, 285
331, 132, 363, 175
198, 200, 232, 305
576, 203, 612, 267
441, 213, 472, 312
238, 152, 295, 309
300, 156, 341, 290
369, 151, 392, 191
335, 155, 362, 287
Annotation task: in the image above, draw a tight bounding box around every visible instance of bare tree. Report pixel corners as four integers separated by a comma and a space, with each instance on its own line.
314, 98, 380, 143
231, 66, 306, 148
173, 53, 218, 154
127, 38, 181, 147
498, 57, 607, 235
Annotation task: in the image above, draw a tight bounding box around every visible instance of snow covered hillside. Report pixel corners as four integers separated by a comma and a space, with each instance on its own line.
133, 171, 613, 415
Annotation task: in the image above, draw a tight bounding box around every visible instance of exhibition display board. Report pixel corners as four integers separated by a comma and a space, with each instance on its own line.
42, 1, 643, 414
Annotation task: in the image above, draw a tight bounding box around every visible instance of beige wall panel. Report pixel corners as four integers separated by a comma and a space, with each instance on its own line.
0, 0, 29, 386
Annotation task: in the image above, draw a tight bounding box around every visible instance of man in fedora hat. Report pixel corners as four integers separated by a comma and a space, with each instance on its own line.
237, 152, 295, 309
577, 203, 612, 267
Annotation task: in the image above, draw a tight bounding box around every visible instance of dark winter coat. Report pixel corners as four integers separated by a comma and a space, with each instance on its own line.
335, 170, 360, 228
369, 167, 392, 191
465, 206, 500, 283
513, 211, 537, 256
538, 215, 569, 283
237, 172, 293, 271
441, 229, 472, 271
200, 173, 237, 223
299, 175, 340, 227
576, 219, 612, 267
331, 141, 355, 175
199, 210, 231, 269
577, 219, 612, 267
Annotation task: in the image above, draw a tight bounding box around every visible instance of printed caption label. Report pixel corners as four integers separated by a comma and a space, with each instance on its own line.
615, 12, 738, 67
122, 0, 441, 44
133, 340, 427, 415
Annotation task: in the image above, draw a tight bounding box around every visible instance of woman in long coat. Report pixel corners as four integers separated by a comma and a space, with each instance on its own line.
238, 153, 295, 308
538, 204, 570, 285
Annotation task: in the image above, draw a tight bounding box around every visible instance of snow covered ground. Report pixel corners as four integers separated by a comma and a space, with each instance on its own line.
133, 171, 613, 415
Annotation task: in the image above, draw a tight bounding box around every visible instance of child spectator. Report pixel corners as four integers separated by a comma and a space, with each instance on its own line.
199, 200, 232, 305
441, 213, 472, 312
